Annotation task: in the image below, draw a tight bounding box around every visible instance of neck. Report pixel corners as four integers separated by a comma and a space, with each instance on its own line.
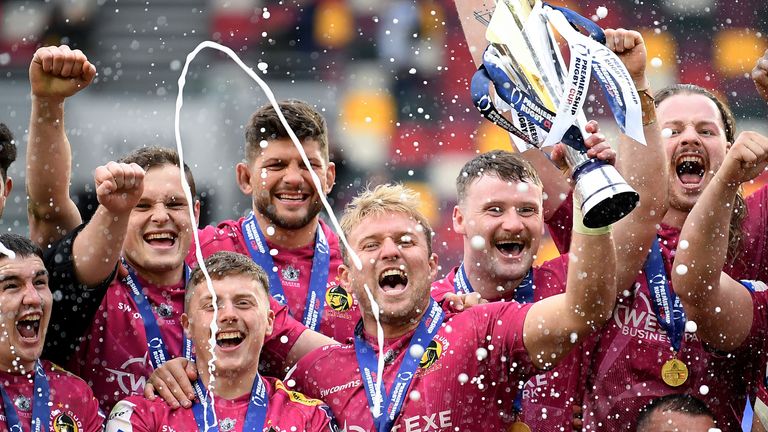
462, 259, 525, 302
661, 206, 689, 230
252, 211, 319, 249
0, 358, 36, 375
130, 261, 185, 286
199, 361, 260, 400
362, 301, 427, 340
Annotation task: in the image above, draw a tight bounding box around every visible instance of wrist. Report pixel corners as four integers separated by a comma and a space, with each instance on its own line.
31, 94, 66, 107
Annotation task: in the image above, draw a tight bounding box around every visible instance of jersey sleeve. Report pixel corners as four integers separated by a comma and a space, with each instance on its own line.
105, 399, 153, 432
470, 302, 536, 380
545, 189, 573, 254
82, 390, 107, 432
307, 404, 341, 432
727, 185, 768, 280
261, 297, 308, 374
42, 223, 115, 364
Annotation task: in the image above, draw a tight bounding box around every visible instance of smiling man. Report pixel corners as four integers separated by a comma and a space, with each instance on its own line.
289, 183, 616, 431
191, 100, 360, 342
106, 251, 339, 432
0, 233, 103, 431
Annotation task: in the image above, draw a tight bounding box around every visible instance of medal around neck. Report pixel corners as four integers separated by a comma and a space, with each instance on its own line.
661, 358, 689, 387
467, 0, 644, 228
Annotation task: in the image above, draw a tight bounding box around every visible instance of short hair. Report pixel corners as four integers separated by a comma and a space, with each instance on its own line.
185, 251, 270, 312
636, 394, 714, 431
244, 100, 329, 162
456, 150, 543, 204
0, 233, 43, 261
0, 123, 18, 180
654, 84, 744, 259
118, 147, 196, 197
339, 183, 433, 261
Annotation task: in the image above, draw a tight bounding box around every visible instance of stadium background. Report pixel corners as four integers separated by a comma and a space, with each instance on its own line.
0, 0, 766, 268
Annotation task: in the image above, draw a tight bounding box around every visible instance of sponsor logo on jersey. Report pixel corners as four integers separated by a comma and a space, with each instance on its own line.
105, 353, 151, 395
326, 286, 352, 312
613, 290, 699, 344
275, 380, 323, 406
319, 379, 361, 398
342, 410, 453, 432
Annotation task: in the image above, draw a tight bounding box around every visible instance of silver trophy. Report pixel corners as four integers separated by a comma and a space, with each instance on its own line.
467, 0, 645, 228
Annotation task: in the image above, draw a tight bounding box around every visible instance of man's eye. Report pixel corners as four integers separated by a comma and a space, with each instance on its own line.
135, 203, 151, 210
699, 129, 714, 136
518, 207, 536, 216
487, 206, 503, 214
362, 242, 379, 251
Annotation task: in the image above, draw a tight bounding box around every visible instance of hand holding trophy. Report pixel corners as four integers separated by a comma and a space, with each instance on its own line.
457, 0, 647, 228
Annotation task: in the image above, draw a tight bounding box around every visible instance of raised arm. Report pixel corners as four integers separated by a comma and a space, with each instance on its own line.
753, 48, 768, 103
28, 45, 96, 247
72, 162, 144, 286
524, 201, 616, 370
603, 28, 668, 293
672, 131, 768, 351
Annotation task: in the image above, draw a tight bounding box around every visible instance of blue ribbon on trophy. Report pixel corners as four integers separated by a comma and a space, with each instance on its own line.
471, 0, 646, 228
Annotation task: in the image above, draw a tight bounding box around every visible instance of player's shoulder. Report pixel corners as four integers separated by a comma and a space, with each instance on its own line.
46, 360, 92, 388
270, 377, 326, 407
294, 342, 353, 380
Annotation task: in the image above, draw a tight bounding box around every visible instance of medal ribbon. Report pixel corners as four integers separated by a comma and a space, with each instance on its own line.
644, 238, 685, 351
354, 299, 444, 432
122, 260, 190, 369
0, 360, 50, 432
453, 264, 534, 303
186, 341, 269, 432
240, 213, 331, 331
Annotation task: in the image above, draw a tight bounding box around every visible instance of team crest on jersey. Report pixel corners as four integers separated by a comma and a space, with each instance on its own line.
52, 412, 79, 432
13, 395, 30, 411
325, 286, 352, 312
154, 303, 174, 318
282, 265, 300, 281
420, 339, 443, 369
219, 418, 237, 432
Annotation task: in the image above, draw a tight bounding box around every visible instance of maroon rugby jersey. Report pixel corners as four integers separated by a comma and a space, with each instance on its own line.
106, 377, 338, 432
291, 301, 535, 431
69, 272, 304, 414
581, 223, 758, 431
0, 360, 103, 432
430, 256, 587, 432
191, 218, 360, 341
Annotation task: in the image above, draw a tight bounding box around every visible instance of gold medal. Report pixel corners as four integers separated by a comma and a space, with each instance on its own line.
508, 422, 532, 432
661, 358, 689, 387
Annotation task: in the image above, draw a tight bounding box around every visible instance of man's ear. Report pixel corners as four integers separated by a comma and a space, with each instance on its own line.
3, 176, 12, 198
324, 162, 336, 195
428, 253, 439, 281
452, 205, 466, 235
264, 308, 275, 337
339, 263, 350, 289
181, 313, 190, 336
193, 199, 201, 227
236, 162, 253, 195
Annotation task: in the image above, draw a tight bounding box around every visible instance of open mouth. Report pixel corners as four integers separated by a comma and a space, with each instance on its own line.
16, 313, 41, 341
276, 192, 309, 203
495, 239, 525, 258
378, 268, 408, 292
216, 330, 245, 349
143, 232, 177, 248
675, 154, 706, 186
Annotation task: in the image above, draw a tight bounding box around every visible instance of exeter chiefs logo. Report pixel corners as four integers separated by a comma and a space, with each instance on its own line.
52, 413, 79, 432
419, 340, 442, 369
326, 286, 352, 312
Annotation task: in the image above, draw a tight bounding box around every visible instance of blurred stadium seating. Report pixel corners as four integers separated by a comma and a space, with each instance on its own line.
0, 0, 767, 265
